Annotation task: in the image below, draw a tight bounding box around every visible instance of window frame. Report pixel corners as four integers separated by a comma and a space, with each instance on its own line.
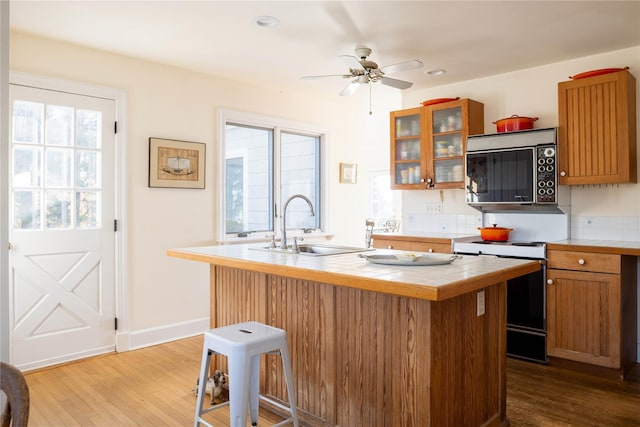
216, 109, 330, 244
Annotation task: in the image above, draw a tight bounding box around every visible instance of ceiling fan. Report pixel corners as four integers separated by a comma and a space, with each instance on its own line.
302, 46, 423, 96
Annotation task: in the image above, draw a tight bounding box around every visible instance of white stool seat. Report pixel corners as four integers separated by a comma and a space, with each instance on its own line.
194, 321, 299, 427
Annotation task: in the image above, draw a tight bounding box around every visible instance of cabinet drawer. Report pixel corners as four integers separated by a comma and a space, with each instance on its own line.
372, 239, 411, 250
410, 242, 451, 254
547, 250, 620, 274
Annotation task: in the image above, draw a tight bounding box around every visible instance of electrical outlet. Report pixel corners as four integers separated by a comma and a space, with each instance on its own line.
477, 290, 485, 317
425, 202, 442, 213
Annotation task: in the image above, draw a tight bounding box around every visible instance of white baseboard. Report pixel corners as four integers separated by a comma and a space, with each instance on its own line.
116, 317, 209, 352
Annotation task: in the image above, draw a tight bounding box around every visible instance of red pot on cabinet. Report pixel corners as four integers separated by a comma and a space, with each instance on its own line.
493, 115, 538, 133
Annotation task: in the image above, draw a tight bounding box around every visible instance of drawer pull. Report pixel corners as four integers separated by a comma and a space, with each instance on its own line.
547, 279, 554, 285
387, 245, 393, 249
578, 259, 585, 265
428, 248, 433, 253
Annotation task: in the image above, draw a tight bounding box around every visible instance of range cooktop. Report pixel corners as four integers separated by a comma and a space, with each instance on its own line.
453, 236, 547, 259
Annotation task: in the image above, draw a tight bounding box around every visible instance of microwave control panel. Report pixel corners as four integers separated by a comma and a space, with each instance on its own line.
536, 145, 557, 203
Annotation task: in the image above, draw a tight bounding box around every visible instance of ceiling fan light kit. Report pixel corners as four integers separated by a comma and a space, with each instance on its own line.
302, 46, 423, 97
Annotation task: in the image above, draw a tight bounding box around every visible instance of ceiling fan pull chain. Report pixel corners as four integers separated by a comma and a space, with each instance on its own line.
369, 81, 373, 115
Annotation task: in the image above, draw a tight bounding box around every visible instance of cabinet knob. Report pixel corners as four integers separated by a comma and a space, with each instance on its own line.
547, 279, 554, 285
560, 170, 566, 177
428, 248, 433, 253
387, 245, 393, 249
578, 259, 585, 265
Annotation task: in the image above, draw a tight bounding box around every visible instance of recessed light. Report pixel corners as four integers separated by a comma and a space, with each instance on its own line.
256, 16, 279, 27
426, 69, 446, 76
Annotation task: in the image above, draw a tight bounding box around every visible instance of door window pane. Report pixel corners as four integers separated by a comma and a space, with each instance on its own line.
76, 150, 100, 188
76, 109, 101, 148
14, 191, 41, 229
12, 101, 43, 145
46, 105, 74, 147
76, 191, 99, 228
45, 190, 72, 229
45, 148, 73, 187
13, 146, 42, 187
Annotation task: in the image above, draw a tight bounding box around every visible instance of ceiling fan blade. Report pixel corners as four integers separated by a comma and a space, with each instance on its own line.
340, 80, 361, 96
380, 60, 423, 75
380, 76, 413, 90
301, 74, 353, 80
339, 55, 364, 71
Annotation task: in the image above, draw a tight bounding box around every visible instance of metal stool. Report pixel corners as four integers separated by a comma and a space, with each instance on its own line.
194, 321, 299, 427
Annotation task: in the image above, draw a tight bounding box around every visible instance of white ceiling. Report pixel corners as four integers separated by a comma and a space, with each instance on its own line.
9, 1, 640, 99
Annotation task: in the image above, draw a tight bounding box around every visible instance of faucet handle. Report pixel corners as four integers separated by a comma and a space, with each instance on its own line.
292, 236, 303, 252
266, 233, 277, 249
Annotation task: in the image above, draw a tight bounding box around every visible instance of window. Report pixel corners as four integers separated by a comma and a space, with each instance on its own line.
219, 110, 326, 241
12, 100, 103, 230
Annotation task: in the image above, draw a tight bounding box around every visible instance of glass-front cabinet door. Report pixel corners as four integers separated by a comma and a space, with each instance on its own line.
426, 98, 484, 189
390, 107, 425, 189
389, 99, 483, 190
431, 106, 465, 185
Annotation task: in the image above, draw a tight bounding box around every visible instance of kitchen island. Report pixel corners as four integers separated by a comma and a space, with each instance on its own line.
168, 244, 540, 427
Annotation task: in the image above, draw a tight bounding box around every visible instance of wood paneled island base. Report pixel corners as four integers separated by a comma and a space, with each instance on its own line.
169, 245, 537, 426
213, 267, 506, 426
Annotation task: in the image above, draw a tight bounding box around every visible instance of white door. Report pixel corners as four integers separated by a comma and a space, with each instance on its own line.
8, 84, 116, 370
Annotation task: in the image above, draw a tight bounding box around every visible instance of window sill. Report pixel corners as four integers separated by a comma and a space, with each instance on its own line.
217, 232, 335, 246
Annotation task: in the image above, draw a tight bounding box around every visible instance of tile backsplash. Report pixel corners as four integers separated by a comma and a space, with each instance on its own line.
570, 215, 640, 241
403, 212, 482, 235
404, 212, 640, 242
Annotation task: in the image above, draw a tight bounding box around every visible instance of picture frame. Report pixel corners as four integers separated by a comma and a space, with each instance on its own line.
339, 162, 357, 184
149, 137, 206, 189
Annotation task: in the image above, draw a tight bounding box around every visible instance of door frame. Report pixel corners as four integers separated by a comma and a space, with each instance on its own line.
6, 70, 129, 355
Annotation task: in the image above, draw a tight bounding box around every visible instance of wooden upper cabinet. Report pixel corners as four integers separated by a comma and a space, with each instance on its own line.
557, 69, 637, 185
390, 99, 483, 190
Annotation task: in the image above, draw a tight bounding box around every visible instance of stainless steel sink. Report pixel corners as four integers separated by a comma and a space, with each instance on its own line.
251, 244, 372, 256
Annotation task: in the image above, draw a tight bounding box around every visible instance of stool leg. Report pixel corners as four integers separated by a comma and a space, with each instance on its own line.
194, 347, 212, 427
228, 353, 252, 427
280, 341, 299, 427
248, 354, 261, 426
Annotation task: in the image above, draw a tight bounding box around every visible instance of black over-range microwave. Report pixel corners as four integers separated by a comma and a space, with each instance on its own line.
465, 128, 562, 212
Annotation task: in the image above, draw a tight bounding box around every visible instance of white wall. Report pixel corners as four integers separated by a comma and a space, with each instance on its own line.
8, 31, 398, 346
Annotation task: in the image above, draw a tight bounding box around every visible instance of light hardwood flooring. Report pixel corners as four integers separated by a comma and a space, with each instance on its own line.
23, 336, 640, 426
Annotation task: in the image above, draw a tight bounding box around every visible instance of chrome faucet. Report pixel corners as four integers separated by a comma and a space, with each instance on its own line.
280, 194, 315, 250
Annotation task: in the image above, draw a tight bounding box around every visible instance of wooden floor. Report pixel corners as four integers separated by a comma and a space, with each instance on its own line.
22, 335, 640, 426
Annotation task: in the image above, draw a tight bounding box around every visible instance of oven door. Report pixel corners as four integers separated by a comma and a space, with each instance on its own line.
506, 264, 548, 363
466, 147, 535, 204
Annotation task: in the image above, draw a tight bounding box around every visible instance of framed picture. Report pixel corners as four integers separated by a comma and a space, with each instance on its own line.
340, 162, 357, 184
149, 137, 206, 189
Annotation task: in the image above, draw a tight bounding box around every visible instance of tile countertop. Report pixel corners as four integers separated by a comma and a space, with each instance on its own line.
547, 239, 640, 256
167, 244, 540, 302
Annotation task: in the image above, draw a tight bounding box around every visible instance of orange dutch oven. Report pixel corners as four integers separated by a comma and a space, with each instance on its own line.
477, 224, 513, 242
